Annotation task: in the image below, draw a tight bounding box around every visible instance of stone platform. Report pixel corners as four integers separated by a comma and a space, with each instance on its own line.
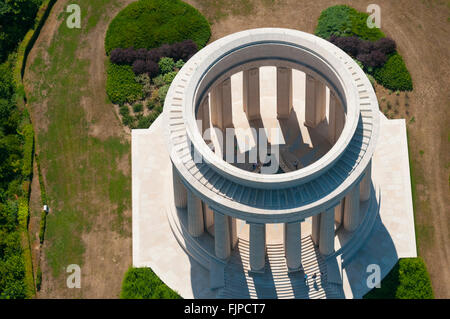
132, 112, 416, 299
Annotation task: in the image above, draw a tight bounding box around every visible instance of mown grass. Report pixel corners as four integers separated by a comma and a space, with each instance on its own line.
194, 0, 256, 22
406, 128, 434, 252
26, 0, 130, 280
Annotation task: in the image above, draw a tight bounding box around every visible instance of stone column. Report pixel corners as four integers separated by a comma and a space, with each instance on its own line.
201, 96, 211, 140
210, 79, 232, 130
334, 198, 344, 225
203, 203, 214, 236
276, 67, 293, 119
187, 189, 204, 237
196, 101, 203, 134
319, 208, 335, 256
334, 99, 345, 141
360, 160, 372, 202
343, 184, 360, 232
172, 164, 187, 209
210, 83, 223, 129
284, 222, 302, 270
305, 74, 326, 128
311, 214, 321, 246
222, 78, 233, 129
243, 68, 260, 120
249, 223, 266, 272
214, 211, 231, 260
228, 216, 238, 249
328, 91, 338, 144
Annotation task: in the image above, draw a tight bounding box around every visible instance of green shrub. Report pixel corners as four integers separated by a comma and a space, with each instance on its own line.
364, 258, 434, 299
315, 5, 385, 41
120, 267, 181, 299
21, 124, 34, 180
119, 105, 130, 117
373, 53, 413, 91
146, 100, 155, 110
106, 62, 143, 105
154, 105, 163, 114
133, 103, 143, 113
367, 74, 376, 88
317, 5, 412, 92
315, 5, 354, 39
136, 115, 153, 129
163, 71, 177, 84
152, 75, 166, 87
158, 84, 170, 103
105, 0, 211, 55
159, 57, 175, 74
175, 59, 185, 69
13, 0, 58, 86
135, 74, 152, 97
349, 10, 385, 41
122, 114, 134, 128
17, 197, 29, 231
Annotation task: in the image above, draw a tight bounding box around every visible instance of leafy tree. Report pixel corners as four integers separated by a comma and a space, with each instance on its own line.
0, 0, 42, 62
104, 0, 210, 55
158, 57, 175, 74
373, 53, 413, 91
175, 59, 185, 69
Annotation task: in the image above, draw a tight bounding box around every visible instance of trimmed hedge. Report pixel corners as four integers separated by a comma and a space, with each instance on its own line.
373, 53, 413, 91
316, 5, 413, 91
315, 5, 385, 41
21, 124, 35, 180
105, 0, 211, 55
106, 62, 144, 105
120, 267, 181, 299
110, 40, 198, 67
13, 0, 57, 88
364, 258, 434, 299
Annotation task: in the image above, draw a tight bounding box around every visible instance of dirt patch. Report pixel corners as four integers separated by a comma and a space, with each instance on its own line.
28, 159, 43, 290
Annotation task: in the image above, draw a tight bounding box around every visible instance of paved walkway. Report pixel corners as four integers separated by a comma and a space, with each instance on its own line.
341, 113, 417, 298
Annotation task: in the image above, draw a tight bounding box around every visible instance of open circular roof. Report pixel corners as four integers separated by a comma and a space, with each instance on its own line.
164, 28, 379, 222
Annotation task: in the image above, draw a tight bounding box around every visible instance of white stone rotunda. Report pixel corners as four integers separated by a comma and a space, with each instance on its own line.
132, 28, 417, 299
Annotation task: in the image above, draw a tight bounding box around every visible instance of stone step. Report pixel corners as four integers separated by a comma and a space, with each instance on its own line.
221, 236, 334, 299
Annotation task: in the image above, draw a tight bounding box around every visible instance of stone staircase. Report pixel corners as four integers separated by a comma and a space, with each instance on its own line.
217, 236, 344, 299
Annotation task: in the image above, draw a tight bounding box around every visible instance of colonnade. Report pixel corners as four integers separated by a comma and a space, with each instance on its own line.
196, 67, 346, 144
172, 159, 372, 272
177, 66, 371, 273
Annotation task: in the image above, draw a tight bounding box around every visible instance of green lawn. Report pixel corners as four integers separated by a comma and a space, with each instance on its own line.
25, 0, 131, 283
